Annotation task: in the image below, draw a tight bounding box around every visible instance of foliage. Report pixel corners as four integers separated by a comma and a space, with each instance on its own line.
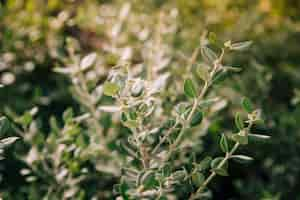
1, 0, 300, 199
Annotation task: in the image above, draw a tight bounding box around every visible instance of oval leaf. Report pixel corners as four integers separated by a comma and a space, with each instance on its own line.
0, 117, 10, 134
103, 82, 120, 97
211, 157, 228, 176
211, 157, 227, 169
197, 156, 212, 171
220, 134, 229, 153
184, 79, 197, 98
231, 132, 248, 145
241, 97, 254, 113
190, 110, 203, 127
196, 64, 210, 81
201, 46, 218, 65
80, 53, 97, 70
192, 172, 205, 187
235, 112, 244, 130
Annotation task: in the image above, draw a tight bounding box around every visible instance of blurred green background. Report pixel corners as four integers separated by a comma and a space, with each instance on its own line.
0, 0, 300, 199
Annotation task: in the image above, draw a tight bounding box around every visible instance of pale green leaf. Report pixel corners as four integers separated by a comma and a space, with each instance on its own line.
103, 82, 120, 97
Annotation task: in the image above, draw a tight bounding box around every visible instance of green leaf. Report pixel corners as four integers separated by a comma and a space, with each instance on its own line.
184, 79, 197, 98
0, 117, 10, 134
241, 97, 254, 113
213, 168, 229, 176
235, 112, 244, 130
201, 46, 218, 65
113, 179, 129, 200
197, 156, 212, 171
121, 112, 128, 122
191, 172, 205, 187
211, 157, 228, 176
103, 82, 120, 97
18, 112, 33, 127
63, 108, 74, 123
211, 70, 228, 84
141, 171, 157, 189
231, 132, 248, 145
49, 116, 60, 134
208, 32, 218, 44
65, 124, 81, 136
122, 120, 139, 128
230, 41, 252, 51
231, 155, 253, 163
190, 110, 203, 127
220, 134, 229, 153
211, 157, 226, 168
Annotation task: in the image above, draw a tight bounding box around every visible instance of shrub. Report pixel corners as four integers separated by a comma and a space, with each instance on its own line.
3, 1, 300, 199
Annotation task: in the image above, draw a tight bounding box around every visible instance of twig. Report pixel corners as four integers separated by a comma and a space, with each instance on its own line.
189, 121, 254, 200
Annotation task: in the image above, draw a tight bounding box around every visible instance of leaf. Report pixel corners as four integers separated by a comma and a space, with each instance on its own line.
248, 133, 271, 141
235, 112, 244, 130
213, 168, 229, 176
103, 82, 120, 97
223, 66, 242, 72
201, 46, 218, 65
224, 40, 232, 48
149, 73, 170, 95
130, 80, 144, 97
196, 156, 212, 171
211, 157, 223, 169
211, 70, 228, 84
192, 172, 205, 187
63, 108, 74, 123
220, 134, 229, 153
231, 132, 248, 145
18, 112, 33, 127
196, 64, 210, 81
49, 116, 60, 134
231, 155, 253, 163
184, 79, 197, 98
211, 157, 228, 176
98, 105, 121, 113
230, 41, 252, 51
122, 120, 139, 128
241, 97, 254, 113
190, 110, 203, 127
80, 53, 97, 70
211, 157, 228, 169
141, 171, 157, 189
0, 137, 19, 148
119, 180, 130, 200
208, 32, 217, 44
64, 124, 81, 136
172, 170, 187, 180
0, 117, 10, 134
53, 67, 78, 75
